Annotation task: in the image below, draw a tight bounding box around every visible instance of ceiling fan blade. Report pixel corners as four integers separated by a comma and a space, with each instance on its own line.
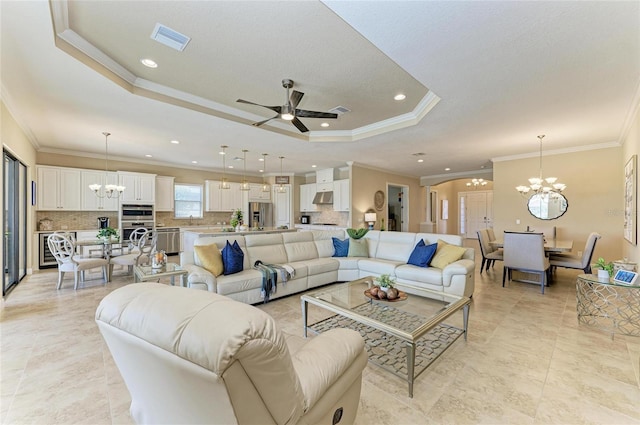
291, 117, 309, 133
237, 99, 282, 114
295, 109, 338, 119
252, 115, 279, 127
290, 90, 304, 109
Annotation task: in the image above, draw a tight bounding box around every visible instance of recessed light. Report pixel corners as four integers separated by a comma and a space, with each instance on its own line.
311, 165, 317, 168
417, 159, 424, 163
320, 122, 330, 128
445, 167, 451, 171
145, 154, 153, 158
480, 165, 485, 169
259, 169, 264, 173
228, 165, 234, 169
140, 58, 158, 68
191, 160, 197, 164
394, 94, 406, 101
259, 157, 264, 162
170, 140, 180, 144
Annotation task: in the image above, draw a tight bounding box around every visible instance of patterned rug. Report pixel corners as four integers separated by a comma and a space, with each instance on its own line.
309, 302, 464, 379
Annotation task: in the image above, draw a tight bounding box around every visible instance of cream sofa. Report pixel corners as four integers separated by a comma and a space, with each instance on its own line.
180, 230, 475, 304
96, 283, 368, 424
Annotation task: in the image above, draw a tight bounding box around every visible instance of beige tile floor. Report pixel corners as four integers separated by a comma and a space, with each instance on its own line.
2, 241, 640, 424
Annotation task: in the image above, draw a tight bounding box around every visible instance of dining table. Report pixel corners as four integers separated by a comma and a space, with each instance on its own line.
489, 238, 574, 253
75, 238, 122, 281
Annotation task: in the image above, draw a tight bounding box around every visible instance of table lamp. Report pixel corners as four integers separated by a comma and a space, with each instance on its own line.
364, 212, 377, 230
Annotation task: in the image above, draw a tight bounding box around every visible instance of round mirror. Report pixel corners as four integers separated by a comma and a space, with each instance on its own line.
527, 193, 568, 220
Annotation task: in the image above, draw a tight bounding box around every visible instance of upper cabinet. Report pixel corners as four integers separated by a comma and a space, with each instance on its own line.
155, 176, 175, 212
299, 183, 317, 212
248, 183, 271, 202
81, 170, 119, 211
316, 168, 334, 184
333, 179, 350, 211
118, 172, 156, 204
205, 180, 244, 212
37, 166, 82, 211
273, 185, 291, 228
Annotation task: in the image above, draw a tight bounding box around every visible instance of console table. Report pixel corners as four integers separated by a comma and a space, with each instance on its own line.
576, 274, 640, 337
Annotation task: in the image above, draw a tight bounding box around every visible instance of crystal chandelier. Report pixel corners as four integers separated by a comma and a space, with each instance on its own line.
219, 145, 230, 189
466, 178, 487, 189
240, 149, 250, 191
89, 132, 125, 198
277, 156, 287, 193
261, 153, 270, 192
516, 135, 566, 197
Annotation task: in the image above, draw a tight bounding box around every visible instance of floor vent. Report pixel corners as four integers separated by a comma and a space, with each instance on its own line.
150, 23, 191, 51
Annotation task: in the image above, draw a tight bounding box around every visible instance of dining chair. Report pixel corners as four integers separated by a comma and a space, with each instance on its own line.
109, 229, 156, 277
529, 226, 556, 239
477, 229, 503, 274
109, 227, 148, 257
549, 232, 601, 273
502, 231, 550, 294
47, 233, 109, 290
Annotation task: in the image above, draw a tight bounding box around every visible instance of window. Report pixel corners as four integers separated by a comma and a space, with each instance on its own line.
174, 184, 203, 218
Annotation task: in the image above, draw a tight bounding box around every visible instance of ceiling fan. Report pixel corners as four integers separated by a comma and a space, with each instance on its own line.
237, 79, 338, 133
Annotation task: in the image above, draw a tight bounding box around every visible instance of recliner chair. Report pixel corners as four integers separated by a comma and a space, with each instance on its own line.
96, 283, 368, 425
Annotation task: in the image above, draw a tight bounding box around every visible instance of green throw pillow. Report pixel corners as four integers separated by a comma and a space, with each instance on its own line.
348, 238, 368, 257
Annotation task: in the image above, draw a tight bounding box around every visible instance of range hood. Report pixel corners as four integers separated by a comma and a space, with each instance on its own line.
312, 191, 333, 204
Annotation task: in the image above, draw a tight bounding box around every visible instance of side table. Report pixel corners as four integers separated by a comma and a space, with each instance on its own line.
576, 273, 640, 337
134, 263, 188, 287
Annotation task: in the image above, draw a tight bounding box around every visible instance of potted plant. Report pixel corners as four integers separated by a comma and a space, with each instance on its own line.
376, 274, 395, 290
230, 209, 243, 231
593, 257, 614, 278
97, 227, 118, 241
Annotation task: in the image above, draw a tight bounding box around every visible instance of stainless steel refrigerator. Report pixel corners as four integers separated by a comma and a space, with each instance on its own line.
248, 202, 273, 228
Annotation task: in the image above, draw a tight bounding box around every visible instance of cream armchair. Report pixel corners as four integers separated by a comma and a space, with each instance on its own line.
96, 283, 368, 425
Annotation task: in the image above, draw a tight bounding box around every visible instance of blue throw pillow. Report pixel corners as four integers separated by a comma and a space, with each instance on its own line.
222, 240, 244, 275
332, 237, 349, 257
407, 240, 438, 267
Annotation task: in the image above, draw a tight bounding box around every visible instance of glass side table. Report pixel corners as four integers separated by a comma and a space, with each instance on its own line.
576, 274, 640, 337
134, 263, 188, 287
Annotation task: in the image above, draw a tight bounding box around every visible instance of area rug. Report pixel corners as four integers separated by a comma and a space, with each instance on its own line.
309, 302, 464, 379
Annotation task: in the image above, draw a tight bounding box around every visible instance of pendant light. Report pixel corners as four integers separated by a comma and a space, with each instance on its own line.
89, 132, 125, 198
219, 145, 230, 189
277, 156, 287, 193
261, 153, 270, 192
240, 149, 250, 191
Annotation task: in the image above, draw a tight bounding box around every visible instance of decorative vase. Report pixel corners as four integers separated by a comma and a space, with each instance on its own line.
597, 269, 609, 279
151, 250, 167, 269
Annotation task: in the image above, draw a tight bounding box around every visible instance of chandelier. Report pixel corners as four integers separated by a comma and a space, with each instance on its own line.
516, 135, 566, 197
466, 178, 487, 189
240, 149, 250, 191
89, 132, 125, 198
277, 156, 287, 193
219, 145, 230, 189
261, 153, 270, 192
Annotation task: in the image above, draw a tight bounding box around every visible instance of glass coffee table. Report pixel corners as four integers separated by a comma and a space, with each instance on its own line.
133, 263, 188, 287
301, 277, 470, 397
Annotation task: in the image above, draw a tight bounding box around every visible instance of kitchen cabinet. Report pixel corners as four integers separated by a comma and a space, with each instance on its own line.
155, 176, 175, 212
333, 179, 350, 211
316, 168, 334, 184
299, 183, 317, 212
206, 180, 245, 212
118, 172, 156, 203
81, 170, 119, 211
273, 185, 291, 228
37, 166, 82, 210
248, 183, 271, 201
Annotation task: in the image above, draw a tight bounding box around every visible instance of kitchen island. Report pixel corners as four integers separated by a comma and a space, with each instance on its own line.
181, 227, 297, 253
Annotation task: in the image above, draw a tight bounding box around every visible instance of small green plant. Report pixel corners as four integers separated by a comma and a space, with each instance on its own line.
230, 209, 243, 228
594, 257, 614, 276
376, 274, 395, 288
97, 227, 118, 240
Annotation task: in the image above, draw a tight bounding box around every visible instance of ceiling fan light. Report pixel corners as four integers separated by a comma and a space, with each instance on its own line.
281, 113, 294, 121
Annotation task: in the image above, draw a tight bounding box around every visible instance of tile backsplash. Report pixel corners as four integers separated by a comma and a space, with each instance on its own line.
36, 211, 118, 231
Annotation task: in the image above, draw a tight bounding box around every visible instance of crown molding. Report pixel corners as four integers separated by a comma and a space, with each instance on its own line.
492, 141, 620, 162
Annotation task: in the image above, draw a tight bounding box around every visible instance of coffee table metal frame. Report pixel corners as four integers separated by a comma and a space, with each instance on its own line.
133, 263, 188, 287
301, 277, 470, 397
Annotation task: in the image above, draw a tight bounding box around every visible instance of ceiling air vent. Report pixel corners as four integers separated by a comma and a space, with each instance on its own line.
328, 106, 351, 115
150, 23, 191, 51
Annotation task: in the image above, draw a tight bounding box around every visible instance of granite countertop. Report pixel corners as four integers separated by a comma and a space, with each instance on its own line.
183, 227, 297, 236
35, 228, 100, 234
294, 224, 348, 230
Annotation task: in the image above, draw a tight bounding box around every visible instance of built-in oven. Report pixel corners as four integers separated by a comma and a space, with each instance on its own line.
39, 232, 76, 269
121, 204, 154, 221
120, 221, 155, 242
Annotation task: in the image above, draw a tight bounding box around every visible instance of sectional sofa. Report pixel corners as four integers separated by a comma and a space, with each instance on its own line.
180, 230, 475, 305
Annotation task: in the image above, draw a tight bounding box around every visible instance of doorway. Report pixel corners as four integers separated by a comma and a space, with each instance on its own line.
3, 150, 28, 296
387, 184, 409, 232
461, 190, 494, 239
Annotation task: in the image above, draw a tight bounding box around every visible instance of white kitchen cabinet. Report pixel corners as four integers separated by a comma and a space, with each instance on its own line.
118, 172, 156, 203
316, 168, 334, 184
333, 179, 350, 211
81, 170, 119, 211
37, 166, 82, 210
299, 183, 317, 212
317, 182, 333, 192
206, 180, 244, 212
155, 176, 175, 212
248, 183, 271, 201
273, 185, 291, 228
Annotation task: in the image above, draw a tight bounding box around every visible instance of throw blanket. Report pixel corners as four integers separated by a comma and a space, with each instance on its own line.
253, 261, 294, 303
